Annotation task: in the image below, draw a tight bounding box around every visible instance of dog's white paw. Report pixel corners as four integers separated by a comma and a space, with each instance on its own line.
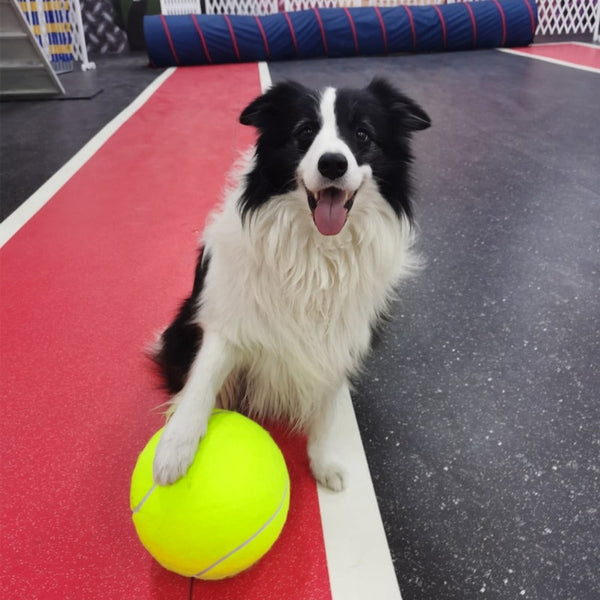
153, 420, 204, 486
310, 458, 347, 492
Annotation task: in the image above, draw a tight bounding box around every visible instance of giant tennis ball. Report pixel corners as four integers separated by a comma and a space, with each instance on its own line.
130, 409, 290, 579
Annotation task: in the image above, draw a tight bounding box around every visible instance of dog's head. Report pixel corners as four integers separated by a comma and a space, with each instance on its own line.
239, 79, 430, 236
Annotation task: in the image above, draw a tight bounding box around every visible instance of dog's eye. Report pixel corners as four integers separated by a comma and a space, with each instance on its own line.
295, 125, 316, 143
356, 129, 370, 144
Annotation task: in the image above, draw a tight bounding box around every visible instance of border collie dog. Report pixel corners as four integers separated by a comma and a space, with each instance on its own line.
152, 79, 430, 491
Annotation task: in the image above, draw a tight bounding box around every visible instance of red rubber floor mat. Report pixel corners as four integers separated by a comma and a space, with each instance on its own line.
508, 42, 600, 71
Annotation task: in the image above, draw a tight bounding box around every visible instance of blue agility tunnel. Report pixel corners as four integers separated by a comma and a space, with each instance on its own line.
144, 0, 537, 67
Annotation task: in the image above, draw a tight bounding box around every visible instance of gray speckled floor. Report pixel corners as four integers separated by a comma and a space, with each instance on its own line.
271, 50, 599, 600
2, 48, 598, 600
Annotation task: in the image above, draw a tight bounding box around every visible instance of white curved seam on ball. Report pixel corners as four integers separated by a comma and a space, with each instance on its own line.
193, 483, 290, 578
132, 483, 158, 514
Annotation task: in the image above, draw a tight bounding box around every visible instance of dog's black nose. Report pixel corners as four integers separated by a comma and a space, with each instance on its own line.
318, 152, 348, 180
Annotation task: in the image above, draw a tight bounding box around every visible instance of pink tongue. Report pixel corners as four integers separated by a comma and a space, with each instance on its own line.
313, 189, 348, 236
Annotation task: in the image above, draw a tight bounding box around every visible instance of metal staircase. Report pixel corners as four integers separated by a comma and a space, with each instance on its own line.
0, 0, 65, 98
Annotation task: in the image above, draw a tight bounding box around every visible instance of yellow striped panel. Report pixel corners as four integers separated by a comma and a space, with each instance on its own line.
48, 44, 72, 54
19, 1, 70, 11
30, 23, 72, 34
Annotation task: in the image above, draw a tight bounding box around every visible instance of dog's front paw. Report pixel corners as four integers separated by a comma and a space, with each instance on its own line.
153, 420, 204, 486
310, 458, 347, 492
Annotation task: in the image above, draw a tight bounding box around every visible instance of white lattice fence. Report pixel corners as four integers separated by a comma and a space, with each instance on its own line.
367, 0, 445, 4
285, 0, 444, 7
159, 0, 600, 37
283, 1, 359, 10
205, 0, 278, 13
70, 0, 95, 68
536, 0, 598, 35
159, 0, 278, 14
160, 0, 201, 15
446, 0, 599, 36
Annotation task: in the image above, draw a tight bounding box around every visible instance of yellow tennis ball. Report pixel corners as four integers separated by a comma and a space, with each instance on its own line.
130, 409, 290, 580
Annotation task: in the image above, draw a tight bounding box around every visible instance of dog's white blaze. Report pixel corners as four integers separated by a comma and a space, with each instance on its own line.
318, 87, 340, 142
298, 87, 369, 194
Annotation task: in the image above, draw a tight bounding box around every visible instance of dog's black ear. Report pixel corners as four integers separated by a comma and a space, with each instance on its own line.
239, 93, 269, 127
368, 78, 431, 132
240, 81, 308, 129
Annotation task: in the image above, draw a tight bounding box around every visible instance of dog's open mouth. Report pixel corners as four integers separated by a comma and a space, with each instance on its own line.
306, 187, 356, 236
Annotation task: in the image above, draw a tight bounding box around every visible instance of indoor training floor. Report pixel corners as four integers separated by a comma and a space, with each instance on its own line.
1, 44, 599, 600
